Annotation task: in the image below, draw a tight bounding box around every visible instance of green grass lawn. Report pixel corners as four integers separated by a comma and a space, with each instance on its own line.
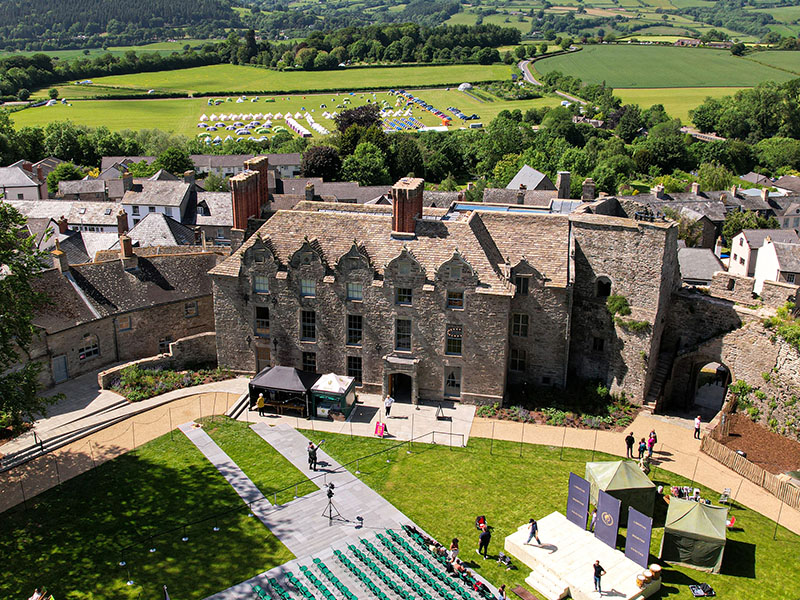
301, 431, 800, 600
72, 63, 512, 95
614, 86, 748, 122
0, 423, 295, 600
10, 88, 560, 138
743, 50, 800, 76
535, 45, 794, 87
201, 417, 318, 504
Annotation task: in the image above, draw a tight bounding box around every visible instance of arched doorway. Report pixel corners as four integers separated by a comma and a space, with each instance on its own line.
390, 373, 413, 403
693, 362, 731, 413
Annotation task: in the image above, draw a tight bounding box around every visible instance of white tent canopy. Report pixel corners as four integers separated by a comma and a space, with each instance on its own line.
311, 373, 355, 395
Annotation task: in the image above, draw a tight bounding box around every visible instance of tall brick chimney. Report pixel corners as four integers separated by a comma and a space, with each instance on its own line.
183, 170, 195, 185
556, 171, 571, 199
305, 182, 315, 203
230, 170, 260, 230
391, 177, 424, 238
761, 188, 769, 203
244, 155, 270, 213
120, 234, 133, 259
122, 171, 133, 192
52, 239, 69, 273
581, 178, 596, 202
116, 210, 128, 235
57, 215, 69, 234
691, 181, 700, 195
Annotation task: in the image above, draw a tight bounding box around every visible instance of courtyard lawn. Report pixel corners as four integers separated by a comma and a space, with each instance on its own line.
0, 426, 295, 600
9, 88, 560, 138
71, 63, 513, 95
201, 416, 317, 504
534, 45, 795, 87
614, 87, 749, 122
302, 431, 800, 600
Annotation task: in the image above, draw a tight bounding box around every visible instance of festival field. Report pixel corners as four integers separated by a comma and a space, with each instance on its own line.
614, 87, 749, 122
534, 45, 795, 87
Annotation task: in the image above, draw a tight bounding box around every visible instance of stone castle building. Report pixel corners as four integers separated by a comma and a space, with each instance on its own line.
210, 171, 680, 405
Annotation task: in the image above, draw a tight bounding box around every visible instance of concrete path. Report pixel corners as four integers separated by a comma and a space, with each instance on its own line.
470, 411, 800, 536
238, 393, 475, 448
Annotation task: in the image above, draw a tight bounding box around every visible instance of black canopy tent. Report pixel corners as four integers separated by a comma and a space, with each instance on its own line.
249, 366, 320, 417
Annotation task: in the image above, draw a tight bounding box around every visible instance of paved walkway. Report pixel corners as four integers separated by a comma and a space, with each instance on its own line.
470, 411, 800, 536
238, 394, 475, 448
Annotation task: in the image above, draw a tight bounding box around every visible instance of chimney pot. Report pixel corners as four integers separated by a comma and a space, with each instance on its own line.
691, 181, 700, 195
57, 215, 69, 234
183, 170, 195, 185
305, 182, 315, 203
116, 210, 128, 235
120, 234, 134, 259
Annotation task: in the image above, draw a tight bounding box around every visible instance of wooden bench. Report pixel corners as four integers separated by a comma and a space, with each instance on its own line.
512, 585, 539, 600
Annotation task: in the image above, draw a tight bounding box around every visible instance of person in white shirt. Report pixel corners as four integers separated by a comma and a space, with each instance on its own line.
384, 395, 395, 417
694, 415, 702, 440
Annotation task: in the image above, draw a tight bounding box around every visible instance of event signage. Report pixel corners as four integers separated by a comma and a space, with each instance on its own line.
625, 507, 653, 568
566, 473, 591, 528
374, 421, 385, 438
595, 490, 621, 549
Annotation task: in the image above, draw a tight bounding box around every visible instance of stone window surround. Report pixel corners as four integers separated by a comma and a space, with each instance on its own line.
184, 300, 199, 318
346, 281, 364, 301
595, 275, 612, 298
255, 305, 270, 337
347, 355, 363, 384
78, 335, 100, 361
395, 318, 412, 352
445, 323, 463, 356
117, 315, 132, 331
444, 366, 462, 397
346, 313, 363, 346
446, 289, 464, 309
514, 275, 530, 296
511, 313, 529, 338
253, 274, 269, 294
395, 286, 413, 305
300, 309, 316, 341
301, 278, 317, 297
302, 351, 317, 372
510, 348, 526, 372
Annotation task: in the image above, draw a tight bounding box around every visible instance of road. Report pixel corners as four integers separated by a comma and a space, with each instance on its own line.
517, 58, 588, 106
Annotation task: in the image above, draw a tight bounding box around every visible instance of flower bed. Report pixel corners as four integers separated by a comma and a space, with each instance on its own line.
111, 364, 235, 402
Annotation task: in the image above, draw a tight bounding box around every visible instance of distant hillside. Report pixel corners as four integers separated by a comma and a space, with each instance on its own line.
0, 0, 242, 50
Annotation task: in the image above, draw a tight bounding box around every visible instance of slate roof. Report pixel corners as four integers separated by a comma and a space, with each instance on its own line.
100, 153, 301, 172
506, 165, 555, 191
740, 172, 772, 186
6, 200, 74, 220
121, 181, 191, 207
482, 188, 555, 207
68, 202, 120, 226
196, 192, 233, 227
59, 179, 106, 195
773, 242, 800, 273
279, 178, 391, 204
148, 169, 179, 181
741, 229, 799, 248
111, 213, 195, 248
0, 166, 41, 187
678, 248, 724, 283
422, 191, 461, 208
774, 175, 800, 193
31, 269, 100, 333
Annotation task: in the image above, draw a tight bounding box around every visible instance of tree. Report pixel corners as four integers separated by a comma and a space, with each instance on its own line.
730, 42, 746, 56
203, 173, 229, 192
46, 162, 83, 194
697, 162, 734, 191
722, 210, 779, 242
48, 88, 59, 100
334, 104, 381, 133
154, 147, 193, 175
17, 88, 29, 101
662, 207, 704, 248
539, 42, 548, 55
615, 104, 643, 143
301, 145, 342, 181
340, 142, 390, 186
0, 204, 57, 430
126, 160, 158, 177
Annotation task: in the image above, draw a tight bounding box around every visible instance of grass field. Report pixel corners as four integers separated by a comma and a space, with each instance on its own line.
11, 88, 560, 138
66, 63, 512, 95
0, 40, 220, 60
304, 431, 800, 600
614, 87, 748, 121
743, 50, 800, 76
535, 45, 794, 87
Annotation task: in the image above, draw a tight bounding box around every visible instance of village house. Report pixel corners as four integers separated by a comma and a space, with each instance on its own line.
728, 228, 800, 278
0, 161, 48, 200
753, 237, 800, 294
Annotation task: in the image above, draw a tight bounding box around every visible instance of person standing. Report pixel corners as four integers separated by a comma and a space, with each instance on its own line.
256, 393, 266, 417
448, 538, 459, 562
694, 415, 702, 440
593, 560, 606, 594
638, 438, 646, 460
384, 394, 395, 418
647, 432, 656, 458
525, 518, 541, 545
625, 432, 635, 459
590, 509, 597, 533
497, 584, 507, 600
307, 441, 318, 471
477, 525, 491, 559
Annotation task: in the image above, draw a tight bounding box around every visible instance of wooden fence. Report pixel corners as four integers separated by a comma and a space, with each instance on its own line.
701, 435, 800, 510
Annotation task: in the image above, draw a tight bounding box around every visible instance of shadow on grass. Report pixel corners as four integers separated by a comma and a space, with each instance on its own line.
722, 539, 756, 578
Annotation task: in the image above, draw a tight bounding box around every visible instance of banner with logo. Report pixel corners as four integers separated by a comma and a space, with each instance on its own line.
566, 472, 591, 528
625, 507, 653, 568
595, 490, 621, 549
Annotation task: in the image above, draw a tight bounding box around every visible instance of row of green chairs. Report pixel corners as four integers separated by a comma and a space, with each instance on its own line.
300, 565, 338, 600
350, 543, 414, 600
388, 530, 471, 600
377, 533, 454, 600
360, 538, 434, 600
312, 558, 356, 600
400, 527, 479, 600
268, 578, 293, 600
334, 548, 390, 600
286, 571, 317, 600
253, 584, 270, 600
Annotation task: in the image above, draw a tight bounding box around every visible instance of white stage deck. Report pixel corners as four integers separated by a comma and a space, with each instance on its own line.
504, 512, 661, 600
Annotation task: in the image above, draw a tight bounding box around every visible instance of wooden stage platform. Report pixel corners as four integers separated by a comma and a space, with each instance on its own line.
504, 512, 661, 600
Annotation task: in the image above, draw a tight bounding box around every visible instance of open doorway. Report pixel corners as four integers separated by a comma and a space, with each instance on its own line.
694, 362, 731, 413
390, 373, 413, 403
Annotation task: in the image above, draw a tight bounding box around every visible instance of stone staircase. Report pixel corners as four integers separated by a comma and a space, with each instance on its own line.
643, 348, 676, 412
524, 564, 569, 600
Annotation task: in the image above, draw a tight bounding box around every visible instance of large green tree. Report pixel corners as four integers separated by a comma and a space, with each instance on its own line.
154, 147, 194, 175
722, 210, 780, 243
46, 162, 84, 194
0, 204, 56, 430
340, 142, 390, 185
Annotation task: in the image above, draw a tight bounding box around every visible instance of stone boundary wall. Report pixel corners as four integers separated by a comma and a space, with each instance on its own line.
98, 332, 217, 389
708, 272, 757, 306
762, 279, 800, 309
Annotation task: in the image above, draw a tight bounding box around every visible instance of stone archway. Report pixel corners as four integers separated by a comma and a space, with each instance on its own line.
693, 361, 731, 413
382, 354, 419, 404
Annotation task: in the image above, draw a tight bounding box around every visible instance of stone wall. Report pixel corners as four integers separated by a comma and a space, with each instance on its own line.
663, 291, 748, 351
708, 272, 757, 307
98, 332, 217, 388
761, 279, 800, 309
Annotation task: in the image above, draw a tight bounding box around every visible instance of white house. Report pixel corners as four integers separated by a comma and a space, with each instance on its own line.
0, 164, 45, 199
729, 229, 800, 278
754, 238, 800, 294
121, 181, 192, 229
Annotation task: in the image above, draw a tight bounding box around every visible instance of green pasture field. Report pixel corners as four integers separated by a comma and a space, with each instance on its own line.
750, 5, 800, 20
62, 63, 512, 95
743, 50, 800, 75
0, 40, 219, 60
535, 45, 793, 87
614, 87, 748, 122
10, 88, 560, 138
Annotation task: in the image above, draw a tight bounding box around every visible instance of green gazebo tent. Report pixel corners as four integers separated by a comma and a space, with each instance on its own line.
660, 497, 728, 573
585, 460, 657, 525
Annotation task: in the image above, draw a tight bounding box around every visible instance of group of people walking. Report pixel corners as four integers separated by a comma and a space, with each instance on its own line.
624, 429, 658, 460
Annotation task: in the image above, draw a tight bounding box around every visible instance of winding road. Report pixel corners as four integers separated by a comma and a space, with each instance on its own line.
517, 58, 588, 106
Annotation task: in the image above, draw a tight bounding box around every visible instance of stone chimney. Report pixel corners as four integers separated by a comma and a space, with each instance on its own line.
119, 234, 138, 269
391, 177, 424, 238
36, 165, 44, 183
730, 184, 738, 196
122, 171, 133, 192
57, 215, 69, 234
516, 188, 525, 205
116, 210, 128, 235
52, 239, 69, 273
305, 182, 315, 203
581, 178, 596, 202
244, 155, 270, 212
691, 181, 700, 195
193, 226, 202, 245
183, 170, 195, 185
761, 188, 769, 203
230, 170, 260, 231
556, 171, 571, 199
714, 236, 723, 258
651, 184, 666, 199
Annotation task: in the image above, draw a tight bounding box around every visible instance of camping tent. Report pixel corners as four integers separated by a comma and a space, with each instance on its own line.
585, 461, 657, 524
249, 366, 320, 417
660, 497, 728, 573
310, 373, 357, 419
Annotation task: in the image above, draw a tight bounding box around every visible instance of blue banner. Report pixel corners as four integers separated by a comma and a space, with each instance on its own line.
625, 507, 653, 568
595, 490, 621, 549
566, 472, 591, 528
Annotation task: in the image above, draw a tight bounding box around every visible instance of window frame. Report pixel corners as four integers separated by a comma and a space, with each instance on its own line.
346, 281, 363, 301
395, 287, 413, 305
395, 318, 412, 352
346, 314, 363, 346
158, 336, 174, 354
148, 206, 156, 213
302, 351, 317, 373
510, 348, 526, 372
511, 313, 529, 338
788, 273, 796, 284
514, 275, 530, 296
347, 355, 363, 384
444, 366, 462, 397
78, 336, 100, 361
301, 278, 316, 298
301, 310, 317, 341
446, 290, 464, 309
253, 275, 269, 295
117, 315, 132, 331
255, 306, 270, 337
184, 300, 199, 318
592, 337, 605, 352
445, 323, 463, 356
132, 206, 140, 215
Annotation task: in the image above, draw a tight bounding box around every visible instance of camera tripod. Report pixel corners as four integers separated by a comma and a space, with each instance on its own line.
322, 483, 343, 526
